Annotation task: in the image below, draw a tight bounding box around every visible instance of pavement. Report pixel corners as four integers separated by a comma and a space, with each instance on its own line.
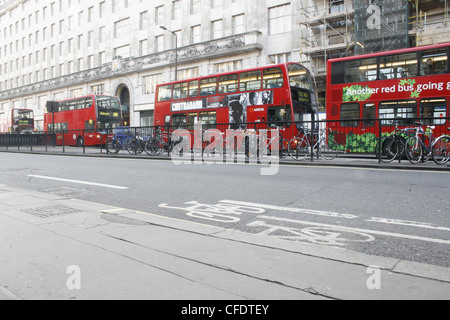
2, 144, 450, 172
0, 146, 449, 302
0, 182, 449, 301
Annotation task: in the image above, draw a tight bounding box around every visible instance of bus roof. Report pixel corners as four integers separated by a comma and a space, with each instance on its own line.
328, 42, 450, 63
156, 62, 308, 86
56, 94, 118, 102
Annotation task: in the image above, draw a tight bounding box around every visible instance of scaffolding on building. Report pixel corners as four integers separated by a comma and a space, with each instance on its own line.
409, 0, 450, 46
299, 0, 354, 110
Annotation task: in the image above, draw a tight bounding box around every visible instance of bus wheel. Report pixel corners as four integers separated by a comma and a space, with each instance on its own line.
77, 137, 84, 147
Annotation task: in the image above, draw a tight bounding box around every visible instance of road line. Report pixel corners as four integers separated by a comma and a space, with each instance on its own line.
258, 215, 450, 245
27, 174, 129, 190
220, 200, 359, 219
367, 217, 450, 232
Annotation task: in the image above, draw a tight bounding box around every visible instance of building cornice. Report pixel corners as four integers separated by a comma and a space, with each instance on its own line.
0, 31, 262, 100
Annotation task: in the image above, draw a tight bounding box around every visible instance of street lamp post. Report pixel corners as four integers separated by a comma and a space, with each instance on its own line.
160, 26, 178, 81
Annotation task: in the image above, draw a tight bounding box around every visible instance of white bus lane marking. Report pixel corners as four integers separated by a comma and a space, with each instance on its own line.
158, 200, 450, 246
27, 174, 129, 190
159, 201, 265, 223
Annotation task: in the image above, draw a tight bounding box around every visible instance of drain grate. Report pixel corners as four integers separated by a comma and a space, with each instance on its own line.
21, 205, 81, 218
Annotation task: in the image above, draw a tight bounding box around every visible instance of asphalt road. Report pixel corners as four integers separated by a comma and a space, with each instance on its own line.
0, 152, 449, 268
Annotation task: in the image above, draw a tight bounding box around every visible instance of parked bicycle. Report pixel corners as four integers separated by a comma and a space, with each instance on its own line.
144, 127, 189, 156
405, 122, 436, 164
375, 123, 414, 163
432, 127, 450, 165
288, 127, 338, 161
106, 127, 142, 155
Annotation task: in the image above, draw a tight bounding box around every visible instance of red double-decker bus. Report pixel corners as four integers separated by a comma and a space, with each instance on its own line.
0, 108, 35, 133
327, 43, 450, 152
44, 95, 122, 146
154, 62, 318, 137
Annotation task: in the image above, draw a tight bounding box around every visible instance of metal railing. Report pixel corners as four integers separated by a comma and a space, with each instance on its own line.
1, 117, 448, 165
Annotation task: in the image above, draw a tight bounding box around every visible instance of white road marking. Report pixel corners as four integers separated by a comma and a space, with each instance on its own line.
27, 174, 129, 190
220, 200, 359, 220
258, 215, 450, 245
367, 217, 450, 232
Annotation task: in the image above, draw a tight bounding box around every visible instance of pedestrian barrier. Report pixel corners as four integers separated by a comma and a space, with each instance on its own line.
1, 117, 449, 165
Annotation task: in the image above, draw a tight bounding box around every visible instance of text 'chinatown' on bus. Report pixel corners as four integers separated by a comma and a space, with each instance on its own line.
44, 95, 122, 146
327, 42, 450, 153
153, 62, 318, 139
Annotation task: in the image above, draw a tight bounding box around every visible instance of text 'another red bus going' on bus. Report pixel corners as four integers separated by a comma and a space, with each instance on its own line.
44, 95, 122, 146
327, 42, 450, 153
0, 108, 35, 133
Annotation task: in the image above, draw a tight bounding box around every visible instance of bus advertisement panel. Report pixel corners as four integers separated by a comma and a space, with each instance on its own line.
44, 95, 121, 146
0, 109, 35, 133
154, 62, 318, 139
327, 43, 450, 153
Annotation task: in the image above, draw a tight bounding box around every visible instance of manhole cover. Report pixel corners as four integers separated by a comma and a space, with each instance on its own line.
21, 205, 81, 218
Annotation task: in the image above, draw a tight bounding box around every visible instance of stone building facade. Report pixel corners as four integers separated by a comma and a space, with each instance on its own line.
0, 0, 304, 129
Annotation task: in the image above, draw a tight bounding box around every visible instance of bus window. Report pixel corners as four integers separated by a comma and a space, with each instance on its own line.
345, 58, 377, 83
199, 111, 217, 129
85, 120, 95, 131
189, 80, 199, 98
173, 82, 188, 100
288, 64, 313, 90
188, 112, 198, 129
420, 98, 447, 125
158, 84, 172, 102
239, 71, 261, 92
331, 61, 345, 84
263, 68, 284, 89
164, 115, 171, 126
219, 74, 238, 94
340, 103, 360, 127
421, 49, 448, 75
86, 97, 94, 108
379, 100, 417, 126
172, 113, 187, 128
379, 53, 418, 79
362, 103, 376, 127
200, 77, 217, 96
267, 106, 291, 127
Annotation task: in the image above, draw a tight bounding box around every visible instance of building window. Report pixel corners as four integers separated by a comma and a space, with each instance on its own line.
143, 74, 162, 95
114, 45, 131, 59
114, 18, 130, 38
191, 25, 201, 44
140, 11, 149, 30
215, 60, 242, 73
269, 3, 292, 35
172, 0, 182, 20
232, 14, 245, 34
155, 35, 164, 52
155, 6, 164, 26
191, 0, 201, 15
211, 19, 223, 39
268, 53, 291, 64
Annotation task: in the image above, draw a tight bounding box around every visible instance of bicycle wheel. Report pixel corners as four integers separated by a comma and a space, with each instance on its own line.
318, 137, 338, 160
288, 136, 309, 161
376, 137, 399, 163
126, 137, 144, 155
145, 138, 164, 156
405, 137, 423, 164
432, 135, 450, 165
106, 139, 120, 154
